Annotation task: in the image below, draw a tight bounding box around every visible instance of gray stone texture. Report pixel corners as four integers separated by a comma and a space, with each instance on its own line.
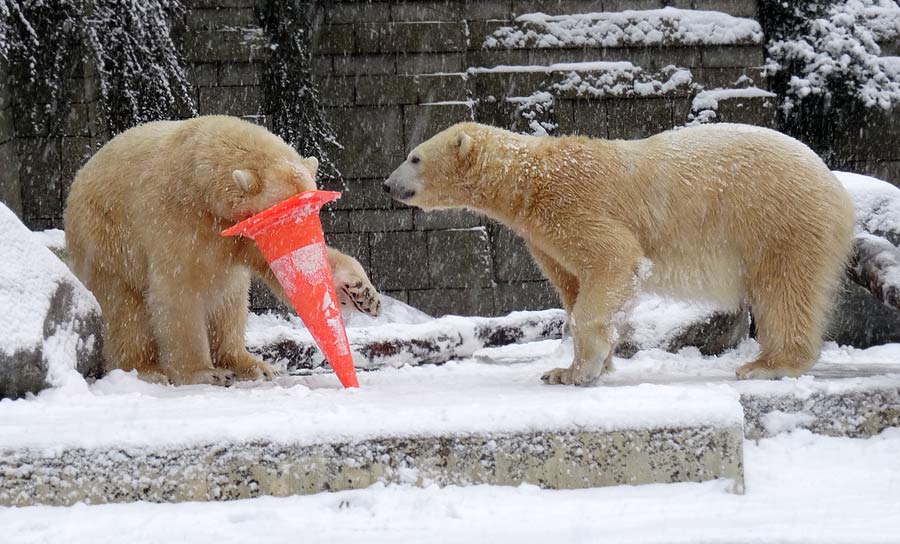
492, 225, 544, 281
0, 425, 743, 506
829, 282, 900, 348
403, 103, 474, 148
369, 231, 430, 290
409, 287, 496, 316
493, 281, 561, 314
741, 384, 900, 440
427, 228, 494, 288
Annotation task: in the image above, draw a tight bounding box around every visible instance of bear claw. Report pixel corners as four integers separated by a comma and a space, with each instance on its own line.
340, 282, 382, 317
188, 369, 236, 387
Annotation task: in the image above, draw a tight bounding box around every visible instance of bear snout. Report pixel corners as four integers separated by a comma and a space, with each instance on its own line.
382, 179, 416, 201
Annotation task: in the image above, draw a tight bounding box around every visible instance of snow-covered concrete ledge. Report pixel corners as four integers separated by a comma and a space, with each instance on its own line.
738, 375, 900, 439
0, 368, 745, 507
0, 425, 743, 507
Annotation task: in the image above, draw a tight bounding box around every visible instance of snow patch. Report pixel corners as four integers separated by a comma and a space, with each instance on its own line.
767, 0, 900, 111
687, 87, 776, 126
4, 429, 900, 543
761, 410, 816, 435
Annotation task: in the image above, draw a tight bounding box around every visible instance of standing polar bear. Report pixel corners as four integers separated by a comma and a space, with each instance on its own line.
66, 115, 381, 386
384, 122, 855, 384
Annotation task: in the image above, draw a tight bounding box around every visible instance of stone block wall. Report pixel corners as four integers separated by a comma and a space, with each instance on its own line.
1, 0, 898, 317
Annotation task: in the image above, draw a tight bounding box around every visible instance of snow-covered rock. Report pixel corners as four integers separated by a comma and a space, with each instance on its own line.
618, 296, 749, 357
0, 204, 102, 399
824, 172, 900, 347
835, 170, 900, 245
850, 233, 900, 310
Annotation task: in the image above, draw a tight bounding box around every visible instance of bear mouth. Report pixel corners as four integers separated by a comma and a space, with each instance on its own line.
395, 189, 416, 201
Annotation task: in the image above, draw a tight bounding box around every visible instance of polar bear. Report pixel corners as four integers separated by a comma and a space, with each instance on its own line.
384, 122, 856, 384
65, 115, 381, 386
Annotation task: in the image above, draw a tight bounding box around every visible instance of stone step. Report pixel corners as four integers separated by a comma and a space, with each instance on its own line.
0, 424, 743, 507
0, 368, 745, 506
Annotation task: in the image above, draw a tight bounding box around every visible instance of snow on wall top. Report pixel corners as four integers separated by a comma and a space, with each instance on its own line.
468, 62, 693, 100
0, 204, 96, 358
835, 171, 900, 240
484, 8, 764, 49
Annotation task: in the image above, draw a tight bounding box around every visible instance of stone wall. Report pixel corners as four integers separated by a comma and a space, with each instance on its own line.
1, 0, 899, 317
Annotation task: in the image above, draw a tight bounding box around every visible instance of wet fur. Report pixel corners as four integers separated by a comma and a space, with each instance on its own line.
386, 122, 856, 383
65, 115, 380, 386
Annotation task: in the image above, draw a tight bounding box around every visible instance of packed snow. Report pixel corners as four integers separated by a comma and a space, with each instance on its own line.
687, 87, 777, 125
0, 205, 97, 393
1, 416, 899, 543
484, 8, 763, 49
467, 62, 693, 99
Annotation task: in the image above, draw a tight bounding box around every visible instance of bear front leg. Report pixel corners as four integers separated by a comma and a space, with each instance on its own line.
243, 243, 382, 317
539, 231, 643, 386
527, 243, 579, 314
147, 275, 235, 386
327, 247, 383, 317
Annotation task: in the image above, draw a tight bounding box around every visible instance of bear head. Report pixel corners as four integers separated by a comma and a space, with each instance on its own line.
193, 118, 320, 223
226, 154, 319, 222
383, 122, 483, 211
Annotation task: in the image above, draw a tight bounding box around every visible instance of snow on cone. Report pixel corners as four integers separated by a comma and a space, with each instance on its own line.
221, 191, 358, 388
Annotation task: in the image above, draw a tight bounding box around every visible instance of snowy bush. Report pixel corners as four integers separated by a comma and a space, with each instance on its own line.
0, 0, 83, 135
261, 0, 340, 181
83, 0, 195, 135
0, 0, 194, 137
763, 0, 900, 112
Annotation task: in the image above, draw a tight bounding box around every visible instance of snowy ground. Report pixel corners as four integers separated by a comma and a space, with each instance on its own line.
2, 338, 900, 542
3, 338, 899, 452
1, 428, 898, 543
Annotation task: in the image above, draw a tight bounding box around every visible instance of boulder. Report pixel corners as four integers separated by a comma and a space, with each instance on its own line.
0, 204, 103, 399
616, 295, 750, 358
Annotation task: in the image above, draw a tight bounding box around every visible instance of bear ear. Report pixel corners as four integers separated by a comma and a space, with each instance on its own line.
231, 169, 258, 193
301, 156, 319, 178
456, 132, 473, 158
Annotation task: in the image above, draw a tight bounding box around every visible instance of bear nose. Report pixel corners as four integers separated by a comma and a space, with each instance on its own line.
382, 182, 391, 193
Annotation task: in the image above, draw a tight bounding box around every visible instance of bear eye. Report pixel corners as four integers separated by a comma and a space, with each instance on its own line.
410, 156, 420, 164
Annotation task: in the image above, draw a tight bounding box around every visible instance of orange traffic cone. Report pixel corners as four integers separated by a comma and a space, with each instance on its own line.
222, 190, 359, 388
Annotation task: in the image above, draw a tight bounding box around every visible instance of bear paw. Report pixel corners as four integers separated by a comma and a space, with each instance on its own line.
338, 279, 382, 317
735, 360, 803, 380
233, 359, 278, 382
540, 366, 600, 386
184, 369, 236, 387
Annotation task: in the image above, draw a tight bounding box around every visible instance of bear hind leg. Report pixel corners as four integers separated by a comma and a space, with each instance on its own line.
93, 272, 167, 383
737, 252, 834, 380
